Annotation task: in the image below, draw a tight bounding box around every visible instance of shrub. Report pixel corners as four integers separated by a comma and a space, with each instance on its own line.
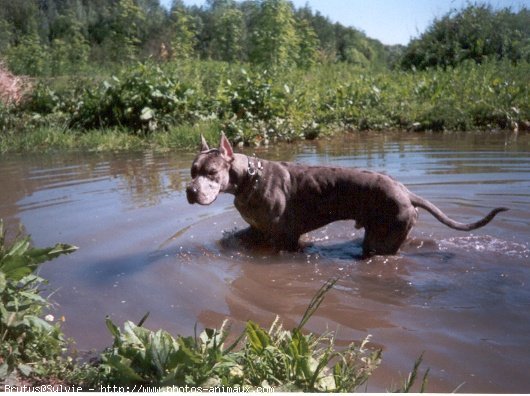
69, 63, 199, 133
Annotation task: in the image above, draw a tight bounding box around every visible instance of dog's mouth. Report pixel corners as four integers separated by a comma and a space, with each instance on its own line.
186, 182, 219, 206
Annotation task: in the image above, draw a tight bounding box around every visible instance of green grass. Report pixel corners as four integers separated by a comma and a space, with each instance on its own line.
0, 121, 223, 154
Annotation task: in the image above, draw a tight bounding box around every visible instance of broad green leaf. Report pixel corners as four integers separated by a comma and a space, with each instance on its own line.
0, 256, 34, 281
5, 238, 31, 257
102, 355, 144, 382
23, 315, 54, 333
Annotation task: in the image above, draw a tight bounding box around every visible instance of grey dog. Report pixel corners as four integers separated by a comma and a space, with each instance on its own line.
186, 133, 508, 257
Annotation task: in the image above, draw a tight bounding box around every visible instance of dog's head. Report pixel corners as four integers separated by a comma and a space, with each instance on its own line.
186, 133, 234, 205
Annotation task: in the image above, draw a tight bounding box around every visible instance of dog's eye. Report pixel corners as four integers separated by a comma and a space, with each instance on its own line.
208, 169, 218, 176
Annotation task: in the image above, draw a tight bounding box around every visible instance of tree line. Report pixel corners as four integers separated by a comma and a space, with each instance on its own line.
0, 0, 392, 76
0, 0, 528, 76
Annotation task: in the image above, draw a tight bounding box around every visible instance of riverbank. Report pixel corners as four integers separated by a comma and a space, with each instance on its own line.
0, 121, 221, 154
1, 60, 528, 154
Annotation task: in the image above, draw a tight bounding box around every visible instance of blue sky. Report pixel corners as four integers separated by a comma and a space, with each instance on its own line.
160, 0, 528, 45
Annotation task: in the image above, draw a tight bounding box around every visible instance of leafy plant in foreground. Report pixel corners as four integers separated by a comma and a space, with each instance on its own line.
99, 279, 386, 392
0, 219, 77, 379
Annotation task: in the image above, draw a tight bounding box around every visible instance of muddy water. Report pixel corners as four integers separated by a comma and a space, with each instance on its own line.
1, 131, 529, 392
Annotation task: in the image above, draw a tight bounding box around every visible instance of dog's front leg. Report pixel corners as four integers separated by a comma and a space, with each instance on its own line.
232, 226, 268, 244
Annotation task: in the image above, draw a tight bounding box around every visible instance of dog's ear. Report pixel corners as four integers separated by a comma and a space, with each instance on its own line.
200, 134, 209, 152
219, 132, 234, 161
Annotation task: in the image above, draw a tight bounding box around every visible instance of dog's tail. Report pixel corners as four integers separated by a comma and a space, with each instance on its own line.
409, 193, 509, 231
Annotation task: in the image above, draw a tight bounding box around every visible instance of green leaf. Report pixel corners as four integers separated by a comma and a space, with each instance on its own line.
137, 311, 150, 327
246, 321, 271, 354
0, 256, 34, 281
5, 238, 31, 258
177, 337, 202, 364
296, 278, 337, 331
106, 316, 121, 339
102, 355, 144, 382
34, 243, 78, 263
0, 243, 77, 281
23, 315, 54, 333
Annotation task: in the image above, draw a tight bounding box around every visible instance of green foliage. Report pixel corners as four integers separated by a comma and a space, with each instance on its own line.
49, 14, 90, 75
170, 1, 199, 61
69, 63, 200, 132
401, 4, 530, 70
100, 317, 235, 387
99, 279, 383, 392
5, 31, 50, 77
208, 3, 245, 63
249, 0, 300, 68
2, 58, 528, 153
0, 219, 77, 379
0, 0, 391, 77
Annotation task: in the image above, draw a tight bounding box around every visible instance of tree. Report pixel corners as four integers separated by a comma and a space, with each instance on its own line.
209, 1, 244, 62
170, 0, 198, 60
296, 17, 319, 68
249, 0, 300, 68
3, 3, 49, 77
400, 4, 530, 69
104, 0, 146, 63
49, 12, 90, 74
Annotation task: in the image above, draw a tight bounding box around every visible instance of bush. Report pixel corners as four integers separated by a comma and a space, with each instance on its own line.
68, 63, 200, 133
0, 221, 428, 391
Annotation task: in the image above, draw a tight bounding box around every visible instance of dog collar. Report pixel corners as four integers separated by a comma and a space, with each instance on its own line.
247, 155, 263, 190
247, 155, 263, 177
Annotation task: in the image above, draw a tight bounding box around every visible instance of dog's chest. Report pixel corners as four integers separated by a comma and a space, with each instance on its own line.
234, 195, 266, 229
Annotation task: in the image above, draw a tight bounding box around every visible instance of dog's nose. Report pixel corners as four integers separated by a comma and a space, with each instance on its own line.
186, 185, 198, 204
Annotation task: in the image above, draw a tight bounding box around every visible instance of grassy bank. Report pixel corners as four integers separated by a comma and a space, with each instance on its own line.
1, 59, 528, 153
0, 220, 427, 391
0, 121, 222, 154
